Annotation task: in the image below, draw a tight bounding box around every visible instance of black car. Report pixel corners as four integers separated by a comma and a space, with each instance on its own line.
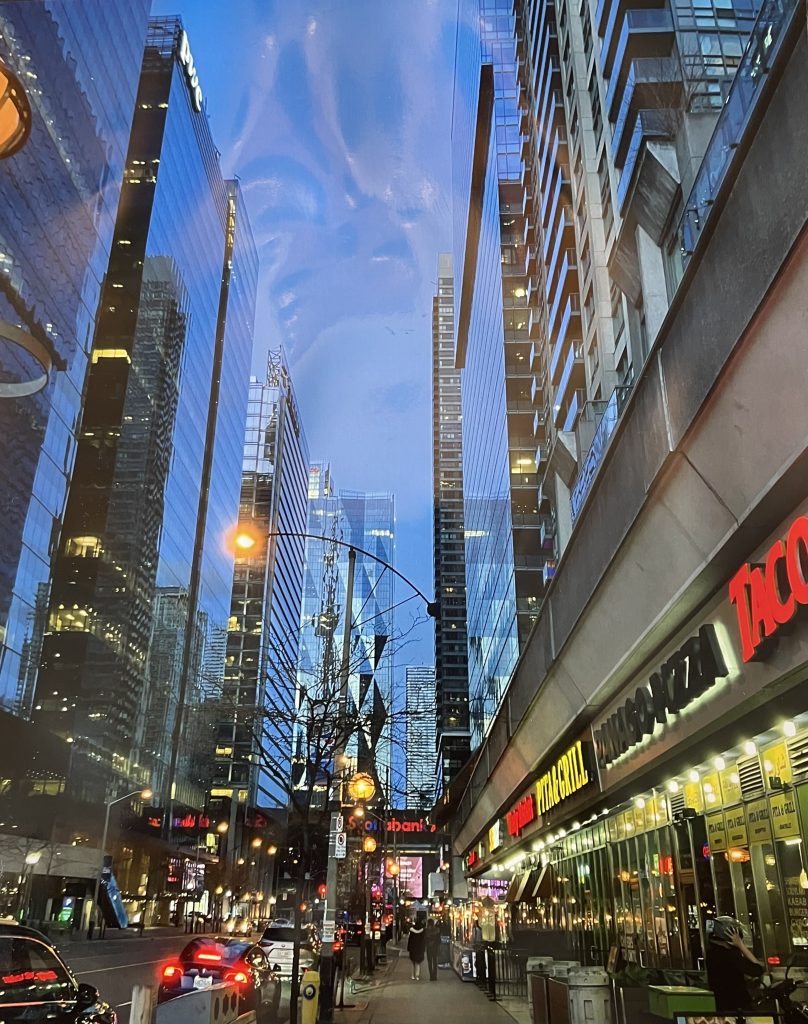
158, 937, 281, 1023
0, 923, 115, 1022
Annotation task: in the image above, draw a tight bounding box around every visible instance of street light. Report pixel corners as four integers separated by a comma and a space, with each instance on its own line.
362, 836, 377, 854
0, 59, 31, 159
89, 788, 152, 939
348, 773, 376, 803
216, 821, 229, 834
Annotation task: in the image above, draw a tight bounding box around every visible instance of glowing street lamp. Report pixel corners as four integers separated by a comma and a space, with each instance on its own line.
348, 773, 376, 803
362, 836, 377, 854
0, 60, 31, 159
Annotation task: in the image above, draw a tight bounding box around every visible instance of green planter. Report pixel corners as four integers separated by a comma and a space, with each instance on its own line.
647, 985, 716, 1018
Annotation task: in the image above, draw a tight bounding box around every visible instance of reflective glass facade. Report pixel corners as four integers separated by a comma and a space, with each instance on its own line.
460, 120, 519, 748
215, 353, 309, 809
297, 467, 396, 801
432, 255, 471, 795
33, 18, 255, 805
0, 0, 151, 714
405, 665, 437, 810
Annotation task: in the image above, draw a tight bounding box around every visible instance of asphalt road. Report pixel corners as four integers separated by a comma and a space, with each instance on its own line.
57, 932, 291, 1024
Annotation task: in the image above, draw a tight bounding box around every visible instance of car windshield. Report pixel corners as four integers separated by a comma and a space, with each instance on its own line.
262, 928, 295, 943
0, 937, 75, 1005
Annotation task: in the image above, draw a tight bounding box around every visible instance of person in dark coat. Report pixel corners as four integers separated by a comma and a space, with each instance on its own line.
407, 914, 427, 981
425, 919, 441, 981
706, 916, 765, 1013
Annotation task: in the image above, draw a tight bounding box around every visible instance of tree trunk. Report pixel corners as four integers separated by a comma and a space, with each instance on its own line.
288, 868, 306, 1024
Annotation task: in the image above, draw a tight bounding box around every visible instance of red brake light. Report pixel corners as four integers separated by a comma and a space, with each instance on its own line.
333, 940, 343, 952
225, 969, 249, 985
162, 964, 181, 980
768, 956, 781, 966
197, 952, 223, 962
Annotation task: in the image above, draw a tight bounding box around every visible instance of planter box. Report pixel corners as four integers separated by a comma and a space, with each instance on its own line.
648, 985, 716, 1018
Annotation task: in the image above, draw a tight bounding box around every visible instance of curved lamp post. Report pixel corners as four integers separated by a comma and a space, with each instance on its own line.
89, 788, 152, 938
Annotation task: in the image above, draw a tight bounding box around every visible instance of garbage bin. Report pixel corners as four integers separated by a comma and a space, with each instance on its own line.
567, 967, 612, 1024
527, 957, 554, 1023
547, 960, 581, 1024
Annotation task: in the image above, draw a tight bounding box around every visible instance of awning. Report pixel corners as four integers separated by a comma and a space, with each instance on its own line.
512, 870, 534, 903
503, 873, 522, 902
529, 862, 555, 900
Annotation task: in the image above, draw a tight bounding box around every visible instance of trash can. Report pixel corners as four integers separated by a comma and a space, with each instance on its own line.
567, 967, 612, 1024
527, 957, 554, 1023
547, 960, 581, 1024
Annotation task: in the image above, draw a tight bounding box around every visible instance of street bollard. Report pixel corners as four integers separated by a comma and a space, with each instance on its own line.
300, 969, 320, 1024
130, 984, 155, 1024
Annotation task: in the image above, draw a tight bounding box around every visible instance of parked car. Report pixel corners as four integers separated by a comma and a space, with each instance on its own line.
341, 920, 365, 946
259, 925, 317, 981
222, 916, 255, 936
158, 937, 281, 1023
0, 922, 116, 1021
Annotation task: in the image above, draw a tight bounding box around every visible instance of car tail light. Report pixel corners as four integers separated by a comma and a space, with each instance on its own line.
162, 964, 182, 981
768, 956, 781, 966
197, 952, 223, 962
333, 940, 343, 953
225, 969, 249, 985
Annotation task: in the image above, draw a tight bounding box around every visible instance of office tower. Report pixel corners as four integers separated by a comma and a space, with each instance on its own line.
297, 466, 396, 802
0, 1, 151, 714
515, 0, 761, 534
405, 666, 437, 810
431, 255, 471, 795
33, 18, 257, 808
212, 351, 309, 810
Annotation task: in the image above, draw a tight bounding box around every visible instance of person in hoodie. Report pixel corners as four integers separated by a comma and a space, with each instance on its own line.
407, 913, 427, 981
425, 919, 441, 981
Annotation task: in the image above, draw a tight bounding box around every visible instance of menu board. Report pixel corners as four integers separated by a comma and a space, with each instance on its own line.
723, 805, 749, 847
747, 797, 773, 843
770, 790, 800, 839
705, 812, 727, 852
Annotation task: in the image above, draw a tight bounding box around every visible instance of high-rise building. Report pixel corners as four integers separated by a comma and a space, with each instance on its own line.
297, 466, 396, 802
405, 666, 437, 810
0, 1, 152, 714
212, 351, 309, 810
515, 0, 761, 537
431, 254, 471, 795
33, 17, 257, 810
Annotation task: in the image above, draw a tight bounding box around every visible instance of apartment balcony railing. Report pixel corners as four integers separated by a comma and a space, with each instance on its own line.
602, 3, 671, 82
543, 560, 557, 587
535, 440, 549, 470
676, 0, 801, 264
562, 388, 586, 433
548, 251, 577, 332
549, 295, 582, 383
605, 10, 675, 114
570, 384, 634, 522
611, 56, 683, 167
616, 108, 675, 213
553, 344, 586, 426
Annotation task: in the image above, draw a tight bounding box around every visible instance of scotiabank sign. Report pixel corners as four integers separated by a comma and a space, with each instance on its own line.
729, 514, 808, 662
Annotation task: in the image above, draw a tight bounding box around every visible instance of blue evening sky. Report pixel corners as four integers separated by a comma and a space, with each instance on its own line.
152, 0, 459, 674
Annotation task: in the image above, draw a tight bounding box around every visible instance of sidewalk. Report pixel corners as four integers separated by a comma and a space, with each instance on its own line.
338, 948, 519, 1024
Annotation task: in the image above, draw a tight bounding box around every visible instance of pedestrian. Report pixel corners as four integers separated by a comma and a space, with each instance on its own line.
407, 913, 426, 981
706, 916, 765, 1013
425, 919, 440, 981
471, 918, 482, 946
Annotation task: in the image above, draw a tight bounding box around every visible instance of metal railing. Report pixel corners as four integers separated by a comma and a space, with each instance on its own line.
570, 384, 634, 522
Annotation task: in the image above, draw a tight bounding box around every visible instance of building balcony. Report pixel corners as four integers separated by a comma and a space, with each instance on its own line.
602, 1, 670, 81
542, 560, 557, 587
563, 387, 586, 432
535, 440, 549, 470
544, 196, 574, 262
605, 10, 675, 117
553, 345, 586, 426
549, 296, 582, 383
528, 307, 543, 343
547, 251, 577, 337
616, 108, 676, 214
570, 384, 634, 522
611, 56, 683, 167
533, 407, 547, 437
539, 514, 557, 551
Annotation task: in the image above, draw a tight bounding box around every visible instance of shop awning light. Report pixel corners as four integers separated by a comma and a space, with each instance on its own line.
667, 780, 680, 793
688, 770, 700, 783
743, 740, 757, 756
714, 756, 726, 771
634, 797, 645, 809
784, 720, 797, 738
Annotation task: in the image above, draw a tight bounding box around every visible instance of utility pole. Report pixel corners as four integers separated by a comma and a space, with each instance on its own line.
318, 546, 355, 1024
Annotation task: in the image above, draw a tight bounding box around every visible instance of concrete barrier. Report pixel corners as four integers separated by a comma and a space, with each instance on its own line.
155, 982, 242, 1024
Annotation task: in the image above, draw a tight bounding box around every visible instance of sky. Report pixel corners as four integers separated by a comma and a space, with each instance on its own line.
151, 0, 459, 671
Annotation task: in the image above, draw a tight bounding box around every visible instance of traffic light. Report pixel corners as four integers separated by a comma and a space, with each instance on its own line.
318, 883, 327, 898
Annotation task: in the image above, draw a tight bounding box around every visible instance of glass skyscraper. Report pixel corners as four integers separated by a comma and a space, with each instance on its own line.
0, 0, 151, 715
213, 351, 310, 810
33, 17, 257, 810
432, 255, 471, 794
297, 466, 396, 802
405, 665, 437, 810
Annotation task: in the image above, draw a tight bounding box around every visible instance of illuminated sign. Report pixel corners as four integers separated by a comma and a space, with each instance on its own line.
506, 794, 536, 837
729, 514, 808, 662
535, 740, 591, 815
178, 31, 203, 112
488, 821, 502, 852
594, 624, 728, 768
348, 814, 438, 834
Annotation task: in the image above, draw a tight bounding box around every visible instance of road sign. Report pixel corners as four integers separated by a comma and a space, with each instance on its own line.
335, 814, 344, 833
335, 832, 347, 859
322, 924, 336, 943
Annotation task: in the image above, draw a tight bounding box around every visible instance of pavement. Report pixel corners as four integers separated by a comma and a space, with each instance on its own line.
338, 948, 519, 1024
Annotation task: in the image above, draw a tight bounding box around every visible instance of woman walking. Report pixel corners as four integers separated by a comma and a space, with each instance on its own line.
425, 919, 441, 981
407, 914, 427, 981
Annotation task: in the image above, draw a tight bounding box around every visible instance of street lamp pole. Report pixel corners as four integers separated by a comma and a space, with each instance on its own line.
89, 788, 151, 939
319, 546, 356, 1024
